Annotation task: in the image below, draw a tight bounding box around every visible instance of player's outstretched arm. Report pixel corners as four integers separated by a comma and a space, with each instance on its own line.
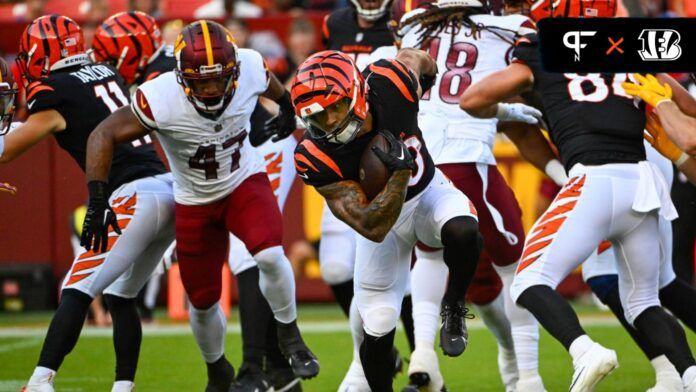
500, 122, 568, 186
394, 48, 437, 98
654, 102, 696, 156
0, 110, 65, 164
657, 73, 696, 117
317, 171, 411, 243
253, 73, 296, 146
459, 63, 534, 119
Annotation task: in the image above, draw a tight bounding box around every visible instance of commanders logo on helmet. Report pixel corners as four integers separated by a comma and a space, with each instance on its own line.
91, 11, 163, 85
528, 0, 616, 21
174, 20, 240, 114
291, 51, 367, 144
0, 58, 18, 135
16, 15, 85, 83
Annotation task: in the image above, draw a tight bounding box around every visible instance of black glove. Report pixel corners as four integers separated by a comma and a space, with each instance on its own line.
419, 63, 438, 95
372, 130, 416, 173
251, 91, 296, 147
80, 181, 121, 253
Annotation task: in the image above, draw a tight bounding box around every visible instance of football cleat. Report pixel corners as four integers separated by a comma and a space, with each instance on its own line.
439, 301, 473, 357
276, 321, 320, 379
266, 364, 301, 392
22, 369, 55, 392
229, 364, 273, 392
205, 356, 235, 392
568, 343, 618, 392
111, 381, 135, 392
516, 375, 547, 392
337, 357, 370, 392
401, 348, 446, 392
497, 346, 519, 392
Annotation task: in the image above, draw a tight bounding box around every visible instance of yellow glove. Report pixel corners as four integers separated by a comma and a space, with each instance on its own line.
644, 112, 688, 166
622, 73, 673, 108
0, 182, 17, 195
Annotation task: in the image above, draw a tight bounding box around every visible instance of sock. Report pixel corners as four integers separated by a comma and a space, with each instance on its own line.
474, 293, 514, 352
360, 329, 396, 392
441, 217, 481, 303
596, 282, 662, 360
516, 285, 585, 351
236, 267, 270, 367
189, 303, 227, 363
651, 355, 680, 381
683, 366, 696, 385
206, 354, 234, 387
411, 249, 448, 351
37, 289, 93, 371
568, 335, 594, 362
399, 295, 415, 352
254, 246, 297, 323
329, 280, 354, 317
104, 294, 142, 381
494, 263, 539, 375
633, 306, 696, 375
660, 278, 696, 333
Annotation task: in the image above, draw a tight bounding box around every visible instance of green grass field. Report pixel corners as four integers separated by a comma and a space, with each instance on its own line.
1, 304, 694, 391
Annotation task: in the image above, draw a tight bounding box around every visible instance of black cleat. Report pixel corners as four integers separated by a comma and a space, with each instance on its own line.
401, 373, 449, 392
277, 320, 320, 379
267, 364, 301, 392
439, 301, 473, 357
228, 363, 273, 392
205, 355, 235, 392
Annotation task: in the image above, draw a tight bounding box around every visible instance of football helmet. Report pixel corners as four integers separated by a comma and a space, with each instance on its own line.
528, 0, 617, 21
351, 0, 393, 21
90, 11, 163, 86
291, 51, 367, 145
16, 15, 85, 83
174, 20, 240, 114
0, 58, 18, 135
389, 0, 433, 47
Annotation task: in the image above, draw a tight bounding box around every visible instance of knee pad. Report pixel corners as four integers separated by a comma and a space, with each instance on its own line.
442, 216, 482, 250
252, 245, 286, 269
586, 274, 619, 304
363, 307, 399, 337
320, 262, 353, 285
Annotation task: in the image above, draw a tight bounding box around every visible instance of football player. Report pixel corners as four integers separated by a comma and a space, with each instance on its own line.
0, 61, 18, 196
396, 0, 556, 390
459, 0, 696, 390
82, 20, 319, 391
90, 13, 299, 391
290, 49, 482, 391
0, 16, 175, 392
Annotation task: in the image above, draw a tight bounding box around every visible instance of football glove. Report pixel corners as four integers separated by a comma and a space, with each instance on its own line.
372, 130, 416, 173
622, 74, 673, 108
0, 182, 16, 195
644, 112, 688, 166
81, 181, 121, 253
495, 103, 543, 124
251, 91, 296, 147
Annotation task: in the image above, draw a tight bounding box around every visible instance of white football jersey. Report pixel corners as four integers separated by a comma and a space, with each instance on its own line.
401, 12, 536, 165
255, 136, 297, 210
132, 48, 268, 205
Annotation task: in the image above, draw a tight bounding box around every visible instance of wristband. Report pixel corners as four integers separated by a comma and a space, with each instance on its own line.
674, 152, 689, 167
0, 135, 5, 159
544, 159, 568, 186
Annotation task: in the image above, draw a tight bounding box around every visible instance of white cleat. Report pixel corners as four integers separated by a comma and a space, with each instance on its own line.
337, 358, 370, 392
112, 380, 136, 392
516, 375, 547, 392
22, 370, 56, 392
497, 347, 519, 392
569, 343, 618, 392
684, 377, 696, 392
403, 348, 445, 392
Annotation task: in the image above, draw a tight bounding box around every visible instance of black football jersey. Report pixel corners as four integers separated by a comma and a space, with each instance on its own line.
512, 34, 646, 171
26, 61, 166, 190
140, 45, 176, 84
295, 59, 435, 201
322, 7, 394, 68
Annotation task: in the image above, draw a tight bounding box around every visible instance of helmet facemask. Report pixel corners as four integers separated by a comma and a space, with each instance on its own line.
351, 0, 392, 21
0, 83, 17, 136
177, 62, 240, 113
303, 97, 365, 145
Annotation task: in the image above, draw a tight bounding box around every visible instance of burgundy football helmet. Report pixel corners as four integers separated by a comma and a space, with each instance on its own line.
174, 20, 240, 114
0, 58, 18, 135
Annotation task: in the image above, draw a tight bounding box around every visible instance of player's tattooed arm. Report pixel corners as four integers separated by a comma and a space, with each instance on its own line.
459, 62, 534, 118
86, 106, 151, 182
0, 110, 65, 163
317, 171, 411, 243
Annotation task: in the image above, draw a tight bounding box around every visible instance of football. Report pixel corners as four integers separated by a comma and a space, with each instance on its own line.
360, 133, 391, 200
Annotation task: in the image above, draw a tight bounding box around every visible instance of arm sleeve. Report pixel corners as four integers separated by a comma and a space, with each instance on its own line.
511, 33, 541, 69
294, 140, 342, 187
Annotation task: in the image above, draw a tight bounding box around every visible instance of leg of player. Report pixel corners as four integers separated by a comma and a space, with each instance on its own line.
25, 177, 174, 392
511, 175, 618, 392
318, 211, 356, 317
406, 247, 448, 391
225, 173, 318, 379
338, 300, 371, 392
175, 201, 235, 392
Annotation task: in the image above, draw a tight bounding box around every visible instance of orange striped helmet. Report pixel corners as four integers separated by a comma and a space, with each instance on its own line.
0, 58, 18, 135
17, 15, 85, 83
90, 11, 163, 86
291, 51, 367, 144
528, 0, 616, 20
174, 20, 239, 114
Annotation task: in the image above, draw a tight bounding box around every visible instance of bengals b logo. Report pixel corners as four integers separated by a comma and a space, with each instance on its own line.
638, 29, 682, 61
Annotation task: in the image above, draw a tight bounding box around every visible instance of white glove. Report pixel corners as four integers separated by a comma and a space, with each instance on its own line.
544, 159, 569, 186
496, 103, 543, 124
